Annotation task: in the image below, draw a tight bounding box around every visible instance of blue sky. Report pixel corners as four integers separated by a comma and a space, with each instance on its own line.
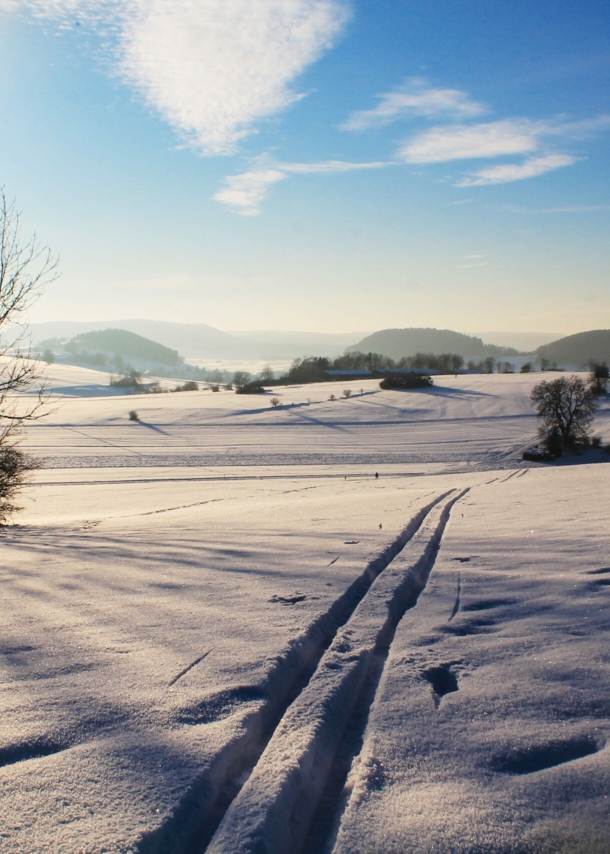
1, 0, 609, 334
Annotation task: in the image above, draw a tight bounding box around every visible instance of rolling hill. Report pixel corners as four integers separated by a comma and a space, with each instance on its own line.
71, 329, 182, 366
347, 328, 519, 360
536, 329, 610, 367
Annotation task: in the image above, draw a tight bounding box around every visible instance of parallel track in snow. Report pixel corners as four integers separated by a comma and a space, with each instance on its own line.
169, 489, 467, 854
203, 489, 466, 854
136, 491, 459, 854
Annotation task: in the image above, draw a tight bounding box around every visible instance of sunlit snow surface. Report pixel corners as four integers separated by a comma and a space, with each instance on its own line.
1, 366, 609, 853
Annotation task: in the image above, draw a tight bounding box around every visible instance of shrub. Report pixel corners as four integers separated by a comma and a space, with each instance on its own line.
379, 373, 433, 390
173, 380, 198, 392
342, 388, 352, 398
211, 385, 220, 392
520, 362, 533, 373
329, 393, 336, 401
0, 446, 40, 525
591, 435, 602, 448
540, 428, 563, 457
111, 375, 141, 389
589, 363, 609, 395
235, 381, 266, 394
128, 410, 139, 421
270, 397, 281, 408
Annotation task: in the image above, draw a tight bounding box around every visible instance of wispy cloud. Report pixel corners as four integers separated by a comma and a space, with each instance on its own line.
495, 204, 610, 214
456, 254, 487, 269
13, 0, 350, 154
342, 78, 485, 131
282, 159, 387, 174
457, 154, 577, 186
214, 158, 389, 214
213, 168, 288, 216
399, 119, 541, 163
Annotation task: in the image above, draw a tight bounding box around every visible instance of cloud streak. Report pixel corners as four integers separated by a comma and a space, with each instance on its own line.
214, 158, 388, 214
14, 0, 350, 154
495, 204, 610, 214
399, 119, 541, 163
456, 154, 577, 186
343, 79, 485, 131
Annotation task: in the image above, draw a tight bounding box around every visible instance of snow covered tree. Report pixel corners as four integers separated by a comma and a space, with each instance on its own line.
0, 190, 58, 522
530, 376, 597, 452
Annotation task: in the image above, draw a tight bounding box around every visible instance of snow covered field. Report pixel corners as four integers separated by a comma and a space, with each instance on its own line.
1, 366, 609, 853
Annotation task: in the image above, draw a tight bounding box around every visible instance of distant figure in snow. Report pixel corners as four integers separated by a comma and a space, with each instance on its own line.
375, 472, 379, 479
379, 523, 383, 529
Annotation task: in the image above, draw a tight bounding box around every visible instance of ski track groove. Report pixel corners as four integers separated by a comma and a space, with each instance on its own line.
203, 488, 468, 854
135, 490, 454, 854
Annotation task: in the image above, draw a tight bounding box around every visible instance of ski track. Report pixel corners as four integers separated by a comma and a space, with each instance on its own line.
133, 490, 456, 854
200, 489, 467, 854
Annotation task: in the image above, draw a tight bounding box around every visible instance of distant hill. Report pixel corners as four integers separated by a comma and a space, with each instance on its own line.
72, 329, 182, 366
536, 330, 610, 367
31, 319, 243, 359
30, 320, 365, 360
473, 330, 564, 351
347, 328, 518, 360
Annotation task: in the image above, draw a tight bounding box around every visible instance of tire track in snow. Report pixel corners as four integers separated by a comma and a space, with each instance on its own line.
136, 491, 453, 854
204, 489, 468, 854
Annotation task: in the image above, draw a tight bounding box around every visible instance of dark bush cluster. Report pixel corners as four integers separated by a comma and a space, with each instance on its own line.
280, 350, 464, 385
235, 380, 267, 395
379, 373, 433, 390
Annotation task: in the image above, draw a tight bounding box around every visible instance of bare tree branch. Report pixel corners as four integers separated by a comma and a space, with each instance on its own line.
0, 188, 59, 522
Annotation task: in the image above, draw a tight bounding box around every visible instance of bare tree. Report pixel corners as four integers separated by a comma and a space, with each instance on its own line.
0, 189, 59, 522
259, 365, 275, 382
232, 370, 252, 389
530, 375, 597, 452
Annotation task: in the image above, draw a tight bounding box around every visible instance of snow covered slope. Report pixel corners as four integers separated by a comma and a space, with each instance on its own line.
24, 369, 610, 473
1, 368, 608, 853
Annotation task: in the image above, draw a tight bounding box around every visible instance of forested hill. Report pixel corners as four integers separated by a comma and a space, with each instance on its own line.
347, 328, 519, 361
71, 329, 182, 366
536, 329, 610, 367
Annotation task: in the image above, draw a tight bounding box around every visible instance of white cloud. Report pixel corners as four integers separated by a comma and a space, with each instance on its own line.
456, 154, 577, 186
214, 158, 388, 214
343, 79, 485, 131
399, 119, 541, 163
14, 0, 350, 154
213, 168, 287, 215
281, 159, 387, 174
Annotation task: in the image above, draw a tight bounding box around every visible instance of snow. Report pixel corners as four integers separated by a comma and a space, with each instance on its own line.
1, 364, 609, 853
